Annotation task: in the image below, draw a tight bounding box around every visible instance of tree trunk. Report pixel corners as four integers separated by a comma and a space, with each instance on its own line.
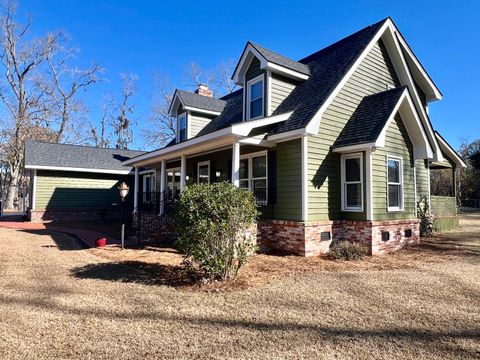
4, 165, 20, 210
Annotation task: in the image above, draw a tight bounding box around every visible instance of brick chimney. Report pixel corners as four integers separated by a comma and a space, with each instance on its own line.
195, 84, 213, 97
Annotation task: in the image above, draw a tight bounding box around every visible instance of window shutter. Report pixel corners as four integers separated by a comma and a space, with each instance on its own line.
268, 150, 276, 205
192, 162, 198, 185
227, 158, 232, 183
210, 160, 217, 184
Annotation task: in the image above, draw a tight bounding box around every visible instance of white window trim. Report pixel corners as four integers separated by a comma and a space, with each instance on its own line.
240, 150, 268, 204
341, 152, 364, 212
387, 155, 404, 212
197, 160, 210, 185
246, 74, 264, 121
177, 112, 187, 143
142, 173, 156, 203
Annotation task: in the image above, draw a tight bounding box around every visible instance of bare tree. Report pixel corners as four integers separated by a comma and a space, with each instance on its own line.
142, 72, 176, 148
89, 97, 113, 148
0, 2, 60, 209
111, 72, 137, 150
45, 41, 103, 143
213, 59, 238, 95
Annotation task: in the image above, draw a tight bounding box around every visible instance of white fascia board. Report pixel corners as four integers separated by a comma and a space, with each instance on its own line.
238, 137, 274, 147
395, 33, 442, 101
305, 19, 442, 162
305, 20, 391, 136
382, 22, 443, 162
375, 91, 433, 159
332, 143, 376, 153
232, 44, 268, 85
122, 112, 292, 167
267, 128, 311, 142
435, 133, 467, 168
183, 106, 222, 116
122, 127, 233, 166
232, 111, 293, 136
265, 62, 310, 81
24, 164, 133, 175
168, 90, 180, 116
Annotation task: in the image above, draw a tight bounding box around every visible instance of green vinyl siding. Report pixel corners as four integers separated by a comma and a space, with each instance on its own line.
372, 115, 416, 220
415, 159, 429, 202
35, 170, 133, 210
276, 139, 302, 220
308, 40, 400, 221
270, 74, 296, 113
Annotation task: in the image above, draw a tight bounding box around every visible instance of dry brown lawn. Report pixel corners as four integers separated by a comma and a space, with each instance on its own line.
0, 215, 479, 359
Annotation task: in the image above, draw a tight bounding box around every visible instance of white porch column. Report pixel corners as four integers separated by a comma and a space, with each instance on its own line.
31, 169, 37, 211
180, 155, 187, 191
159, 160, 166, 215
231, 141, 240, 187
133, 167, 139, 213
365, 148, 373, 221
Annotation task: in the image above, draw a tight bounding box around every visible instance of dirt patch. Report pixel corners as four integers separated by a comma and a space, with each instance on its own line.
88, 217, 476, 292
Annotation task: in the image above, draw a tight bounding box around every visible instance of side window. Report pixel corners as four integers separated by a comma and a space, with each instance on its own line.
247, 75, 264, 120
341, 153, 363, 211
387, 157, 403, 211
197, 161, 210, 185
178, 113, 187, 142
239, 153, 268, 204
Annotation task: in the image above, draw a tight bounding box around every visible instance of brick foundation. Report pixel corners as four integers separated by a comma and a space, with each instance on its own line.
257, 218, 420, 256
28, 208, 121, 223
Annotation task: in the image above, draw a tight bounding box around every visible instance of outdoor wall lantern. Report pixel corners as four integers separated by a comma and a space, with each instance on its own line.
118, 182, 130, 250
118, 182, 130, 200
216, 170, 221, 178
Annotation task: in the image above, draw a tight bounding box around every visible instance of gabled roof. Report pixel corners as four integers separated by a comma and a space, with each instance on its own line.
434, 131, 467, 168
267, 18, 388, 135
332, 86, 433, 160
232, 42, 311, 85
249, 42, 311, 76
24, 141, 145, 174
168, 89, 227, 116
333, 86, 407, 148
196, 90, 243, 137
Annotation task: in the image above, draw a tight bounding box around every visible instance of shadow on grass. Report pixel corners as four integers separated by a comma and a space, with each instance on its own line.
71, 261, 200, 287
418, 236, 480, 257
18, 229, 87, 251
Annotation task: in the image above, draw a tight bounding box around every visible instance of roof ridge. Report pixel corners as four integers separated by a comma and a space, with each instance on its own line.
299, 17, 389, 64
26, 140, 145, 153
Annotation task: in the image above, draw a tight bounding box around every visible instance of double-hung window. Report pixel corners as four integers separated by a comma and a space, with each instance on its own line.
239, 152, 267, 204
197, 161, 210, 185
387, 156, 403, 211
341, 153, 363, 211
143, 172, 156, 203
247, 75, 264, 120
178, 113, 187, 142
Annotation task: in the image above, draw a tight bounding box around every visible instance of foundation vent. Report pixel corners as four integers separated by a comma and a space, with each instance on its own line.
320, 231, 331, 241
381, 231, 390, 242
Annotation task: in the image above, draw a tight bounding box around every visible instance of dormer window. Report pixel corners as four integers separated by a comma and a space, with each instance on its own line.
247, 75, 264, 120
178, 113, 187, 142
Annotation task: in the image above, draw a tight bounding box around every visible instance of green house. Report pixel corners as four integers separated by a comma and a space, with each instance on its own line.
24, 141, 145, 222
123, 17, 467, 256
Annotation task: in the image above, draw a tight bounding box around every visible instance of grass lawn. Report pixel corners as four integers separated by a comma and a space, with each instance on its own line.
0, 215, 479, 359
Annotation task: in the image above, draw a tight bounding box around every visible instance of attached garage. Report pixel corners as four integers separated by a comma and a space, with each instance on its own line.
24, 141, 145, 223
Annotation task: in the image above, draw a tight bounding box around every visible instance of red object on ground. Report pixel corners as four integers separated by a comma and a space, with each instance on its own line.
96, 237, 107, 247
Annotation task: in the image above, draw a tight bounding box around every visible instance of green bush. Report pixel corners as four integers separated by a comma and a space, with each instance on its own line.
328, 241, 368, 261
175, 182, 259, 281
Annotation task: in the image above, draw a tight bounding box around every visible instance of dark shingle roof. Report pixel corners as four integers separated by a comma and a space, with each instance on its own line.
195, 89, 243, 136
268, 18, 388, 135
249, 42, 311, 76
24, 141, 145, 172
176, 90, 227, 113
333, 86, 406, 148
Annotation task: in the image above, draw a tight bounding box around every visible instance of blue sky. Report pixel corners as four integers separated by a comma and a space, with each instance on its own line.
17, 0, 480, 150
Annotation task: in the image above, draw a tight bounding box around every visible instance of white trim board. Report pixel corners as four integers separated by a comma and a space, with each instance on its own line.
24, 164, 133, 175
304, 19, 443, 162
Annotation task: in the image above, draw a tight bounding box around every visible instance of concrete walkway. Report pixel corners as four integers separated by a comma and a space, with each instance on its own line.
0, 217, 119, 248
